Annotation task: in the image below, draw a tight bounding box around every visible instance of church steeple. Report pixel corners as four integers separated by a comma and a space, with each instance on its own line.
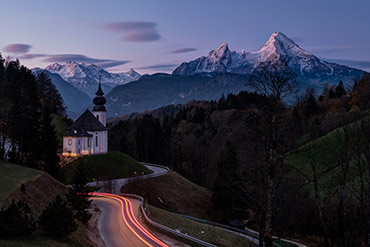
93, 75, 106, 112
92, 75, 107, 126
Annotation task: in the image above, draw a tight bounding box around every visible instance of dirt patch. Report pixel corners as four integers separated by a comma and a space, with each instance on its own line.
86, 204, 106, 247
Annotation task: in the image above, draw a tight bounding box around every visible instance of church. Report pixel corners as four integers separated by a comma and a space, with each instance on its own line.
62, 82, 108, 157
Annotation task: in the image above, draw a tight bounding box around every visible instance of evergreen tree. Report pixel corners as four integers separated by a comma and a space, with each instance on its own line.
40, 109, 60, 179
0, 53, 7, 160
291, 107, 302, 136
211, 141, 241, 221
328, 88, 335, 99
0, 199, 36, 238
135, 115, 164, 163
6, 62, 41, 167
335, 80, 346, 98
39, 195, 77, 240
304, 93, 319, 118
67, 163, 92, 223
36, 71, 65, 116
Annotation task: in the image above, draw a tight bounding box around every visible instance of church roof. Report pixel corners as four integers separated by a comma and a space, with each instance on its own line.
64, 128, 93, 137
64, 109, 107, 137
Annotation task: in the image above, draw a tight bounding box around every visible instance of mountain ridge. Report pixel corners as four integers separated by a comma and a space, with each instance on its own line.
44, 61, 141, 97
173, 32, 364, 88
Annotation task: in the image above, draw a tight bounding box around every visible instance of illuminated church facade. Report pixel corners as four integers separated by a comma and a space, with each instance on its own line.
62, 82, 108, 157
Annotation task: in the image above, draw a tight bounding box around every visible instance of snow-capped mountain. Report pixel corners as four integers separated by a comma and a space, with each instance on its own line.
173, 32, 364, 88
44, 61, 141, 97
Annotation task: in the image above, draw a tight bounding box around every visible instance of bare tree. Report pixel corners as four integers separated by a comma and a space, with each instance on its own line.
247, 61, 299, 104
349, 117, 370, 246
240, 61, 300, 247
294, 143, 338, 247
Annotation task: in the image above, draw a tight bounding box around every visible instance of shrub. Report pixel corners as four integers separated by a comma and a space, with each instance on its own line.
38, 195, 77, 240
0, 199, 36, 238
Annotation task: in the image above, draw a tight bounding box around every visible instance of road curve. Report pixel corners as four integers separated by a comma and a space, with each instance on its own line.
88, 164, 169, 193
92, 192, 169, 247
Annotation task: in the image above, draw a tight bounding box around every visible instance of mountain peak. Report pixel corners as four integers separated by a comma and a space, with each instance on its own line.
262, 32, 298, 51
209, 42, 231, 60
128, 68, 140, 77
256, 31, 312, 62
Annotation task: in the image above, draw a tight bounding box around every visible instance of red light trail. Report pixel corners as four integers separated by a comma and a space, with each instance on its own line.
92, 192, 169, 247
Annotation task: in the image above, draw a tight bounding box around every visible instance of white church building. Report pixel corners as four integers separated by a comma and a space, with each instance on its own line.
62, 82, 108, 157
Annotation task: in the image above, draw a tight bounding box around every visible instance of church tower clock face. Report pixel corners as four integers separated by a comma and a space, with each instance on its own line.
68, 139, 72, 145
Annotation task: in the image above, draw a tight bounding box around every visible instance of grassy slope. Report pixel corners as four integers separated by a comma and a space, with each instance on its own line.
122, 171, 213, 219
287, 117, 367, 196
0, 161, 43, 207
0, 162, 94, 247
147, 205, 254, 247
61, 151, 151, 184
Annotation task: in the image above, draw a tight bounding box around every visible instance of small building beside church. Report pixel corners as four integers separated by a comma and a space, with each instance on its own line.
62, 82, 108, 157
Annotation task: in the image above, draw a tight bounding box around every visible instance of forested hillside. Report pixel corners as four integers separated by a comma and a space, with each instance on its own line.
109, 73, 370, 246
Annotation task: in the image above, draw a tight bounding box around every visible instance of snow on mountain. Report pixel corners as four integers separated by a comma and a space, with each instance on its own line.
44, 61, 141, 97
173, 32, 364, 88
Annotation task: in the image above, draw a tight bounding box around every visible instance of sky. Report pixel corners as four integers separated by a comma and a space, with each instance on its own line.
0, 0, 370, 74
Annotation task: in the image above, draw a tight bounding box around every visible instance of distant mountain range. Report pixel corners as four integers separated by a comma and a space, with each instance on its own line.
34, 32, 366, 118
44, 61, 141, 98
33, 62, 141, 117
173, 32, 363, 87
105, 32, 364, 117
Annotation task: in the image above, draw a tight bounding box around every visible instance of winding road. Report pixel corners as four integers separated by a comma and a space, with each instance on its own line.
93, 192, 169, 247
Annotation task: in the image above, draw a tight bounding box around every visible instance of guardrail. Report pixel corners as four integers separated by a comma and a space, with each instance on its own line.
176, 214, 306, 247
122, 193, 217, 247
140, 162, 170, 171
88, 162, 170, 193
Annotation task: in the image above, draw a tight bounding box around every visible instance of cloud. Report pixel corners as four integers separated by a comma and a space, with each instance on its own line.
123, 32, 161, 42
42, 54, 131, 69
98, 60, 132, 69
138, 63, 179, 71
3, 44, 32, 54
43, 54, 111, 64
100, 21, 161, 42
170, 48, 197, 54
326, 58, 370, 70
102, 21, 157, 32
16, 51, 131, 69
19, 53, 47, 59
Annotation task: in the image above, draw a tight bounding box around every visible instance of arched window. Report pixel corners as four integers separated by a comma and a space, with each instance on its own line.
96, 136, 98, 147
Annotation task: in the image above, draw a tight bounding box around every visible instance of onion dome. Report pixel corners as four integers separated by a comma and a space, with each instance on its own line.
93, 81, 106, 111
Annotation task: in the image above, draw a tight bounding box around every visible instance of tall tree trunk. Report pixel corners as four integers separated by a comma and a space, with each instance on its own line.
264, 171, 274, 247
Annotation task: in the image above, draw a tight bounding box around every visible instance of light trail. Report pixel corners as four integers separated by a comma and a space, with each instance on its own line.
122, 195, 168, 246
92, 192, 169, 247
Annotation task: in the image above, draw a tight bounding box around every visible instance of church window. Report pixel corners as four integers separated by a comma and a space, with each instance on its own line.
96, 136, 98, 146
87, 138, 90, 147
97, 115, 99, 121
78, 139, 80, 145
